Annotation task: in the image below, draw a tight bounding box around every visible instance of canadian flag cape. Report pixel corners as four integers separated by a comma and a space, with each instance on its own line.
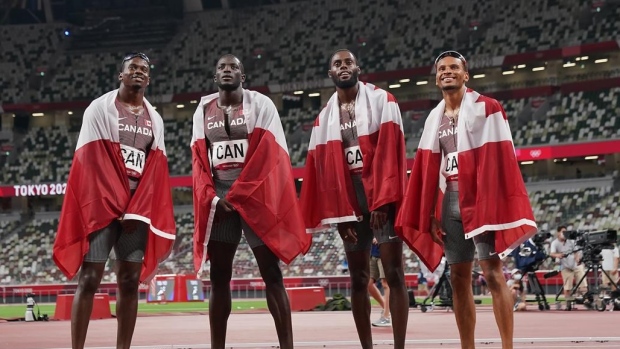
191, 89, 311, 274
395, 88, 537, 272
53, 89, 176, 282
300, 82, 408, 236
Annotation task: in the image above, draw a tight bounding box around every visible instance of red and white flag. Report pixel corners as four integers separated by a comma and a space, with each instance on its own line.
191, 90, 311, 275
300, 82, 408, 234
53, 90, 176, 282
395, 88, 537, 272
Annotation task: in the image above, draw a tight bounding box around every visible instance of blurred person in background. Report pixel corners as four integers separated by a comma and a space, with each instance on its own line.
549, 225, 587, 310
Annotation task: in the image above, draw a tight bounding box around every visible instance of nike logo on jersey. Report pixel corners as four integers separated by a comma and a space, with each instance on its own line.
207, 115, 217, 120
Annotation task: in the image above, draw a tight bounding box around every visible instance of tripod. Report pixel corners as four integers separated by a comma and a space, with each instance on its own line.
554, 253, 616, 311
524, 268, 551, 310
419, 264, 482, 312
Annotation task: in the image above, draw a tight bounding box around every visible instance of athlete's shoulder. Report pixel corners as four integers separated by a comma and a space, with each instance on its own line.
245, 89, 276, 108
470, 89, 502, 108
363, 82, 398, 104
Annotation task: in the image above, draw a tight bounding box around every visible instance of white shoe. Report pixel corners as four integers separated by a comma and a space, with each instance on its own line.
372, 316, 391, 327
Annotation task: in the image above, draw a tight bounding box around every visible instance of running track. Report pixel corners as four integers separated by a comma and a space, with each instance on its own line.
1, 306, 618, 348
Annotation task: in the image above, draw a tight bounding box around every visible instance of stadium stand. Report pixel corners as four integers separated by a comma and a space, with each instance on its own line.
1, 0, 620, 285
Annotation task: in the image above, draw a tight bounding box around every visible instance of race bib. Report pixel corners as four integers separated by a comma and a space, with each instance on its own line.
211, 139, 248, 170
443, 152, 458, 177
121, 144, 146, 178
344, 145, 363, 172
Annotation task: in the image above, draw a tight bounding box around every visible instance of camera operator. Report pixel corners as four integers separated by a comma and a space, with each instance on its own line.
506, 269, 527, 311
601, 242, 619, 290
549, 226, 587, 309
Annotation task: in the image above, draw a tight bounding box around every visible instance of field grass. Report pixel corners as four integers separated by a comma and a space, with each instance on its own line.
0, 300, 268, 319
0, 296, 495, 320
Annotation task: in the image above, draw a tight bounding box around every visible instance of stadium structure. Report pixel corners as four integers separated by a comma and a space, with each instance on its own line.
0, 0, 619, 300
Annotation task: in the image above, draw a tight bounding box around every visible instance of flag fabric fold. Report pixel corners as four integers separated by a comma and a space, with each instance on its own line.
300, 82, 408, 236
395, 88, 537, 272
53, 89, 176, 282
191, 89, 311, 275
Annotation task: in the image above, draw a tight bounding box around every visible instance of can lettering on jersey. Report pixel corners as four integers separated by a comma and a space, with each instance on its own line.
443, 152, 459, 177
211, 139, 249, 170
344, 145, 363, 174
121, 144, 146, 178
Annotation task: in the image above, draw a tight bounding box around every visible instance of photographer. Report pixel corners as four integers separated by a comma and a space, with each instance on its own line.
601, 242, 619, 290
506, 269, 527, 311
550, 226, 588, 309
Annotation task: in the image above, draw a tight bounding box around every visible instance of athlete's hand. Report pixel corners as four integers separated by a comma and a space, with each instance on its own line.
430, 216, 445, 246
338, 222, 358, 244
370, 204, 390, 230
215, 198, 236, 221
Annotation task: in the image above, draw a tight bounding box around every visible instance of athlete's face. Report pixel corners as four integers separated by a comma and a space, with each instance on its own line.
328, 51, 361, 89
435, 57, 469, 91
119, 57, 150, 89
214, 56, 245, 92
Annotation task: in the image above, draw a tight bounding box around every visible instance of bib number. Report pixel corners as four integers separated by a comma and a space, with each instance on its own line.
121, 144, 146, 178
443, 152, 458, 177
211, 139, 248, 170
344, 145, 363, 173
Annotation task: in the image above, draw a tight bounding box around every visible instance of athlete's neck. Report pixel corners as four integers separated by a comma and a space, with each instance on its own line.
337, 84, 358, 104
442, 85, 466, 112
118, 85, 145, 107
218, 88, 243, 107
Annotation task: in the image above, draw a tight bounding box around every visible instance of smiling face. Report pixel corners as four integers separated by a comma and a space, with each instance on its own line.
328, 50, 361, 89
435, 56, 469, 91
118, 57, 150, 89
214, 55, 245, 92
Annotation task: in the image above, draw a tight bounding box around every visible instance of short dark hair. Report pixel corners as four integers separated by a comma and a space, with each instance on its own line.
216, 54, 245, 74
328, 49, 358, 69
557, 225, 567, 232
120, 52, 150, 72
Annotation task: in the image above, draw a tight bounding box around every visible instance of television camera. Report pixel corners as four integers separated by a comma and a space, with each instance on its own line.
565, 229, 617, 264
559, 229, 618, 311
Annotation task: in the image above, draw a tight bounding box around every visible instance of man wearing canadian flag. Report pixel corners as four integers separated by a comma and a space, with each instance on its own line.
395, 51, 538, 349
191, 54, 311, 349
53, 52, 176, 349
299, 49, 409, 349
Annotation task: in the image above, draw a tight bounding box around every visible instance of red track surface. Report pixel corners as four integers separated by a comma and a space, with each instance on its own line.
1, 306, 618, 349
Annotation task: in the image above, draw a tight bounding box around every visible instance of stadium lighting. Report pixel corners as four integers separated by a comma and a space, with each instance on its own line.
532, 66, 545, 71
32, 113, 44, 117
308, 93, 320, 97
473, 74, 485, 79
293, 91, 304, 95
595, 58, 608, 64
190, 100, 198, 104
176, 104, 185, 109
517, 64, 526, 68
399, 79, 410, 83
502, 70, 515, 75
416, 81, 428, 85
68, 111, 73, 115
585, 156, 599, 160
563, 62, 576, 68
520, 161, 534, 165
580, 56, 589, 60
388, 84, 401, 89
